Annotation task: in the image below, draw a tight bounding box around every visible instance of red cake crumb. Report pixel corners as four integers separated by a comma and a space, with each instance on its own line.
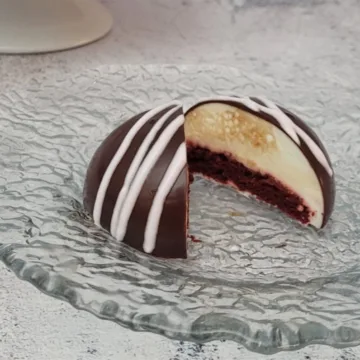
186, 144, 312, 225
189, 173, 195, 184
189, 235, 202, 243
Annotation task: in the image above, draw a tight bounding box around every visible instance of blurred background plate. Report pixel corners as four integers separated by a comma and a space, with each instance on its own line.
0, 0, 113, 54
0, 64, 359, 354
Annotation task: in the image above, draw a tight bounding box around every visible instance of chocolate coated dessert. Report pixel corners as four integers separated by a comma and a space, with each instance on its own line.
83, 102, 189, 258
83, 96, 335, 258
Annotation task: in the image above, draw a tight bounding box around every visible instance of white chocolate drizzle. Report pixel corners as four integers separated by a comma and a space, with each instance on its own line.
144, 142, 187, 253
92, 101, 180, 226
109, 105, 181, 236
114, 113, 185, 242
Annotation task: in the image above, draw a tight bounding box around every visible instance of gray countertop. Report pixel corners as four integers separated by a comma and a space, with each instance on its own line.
1, 0, 360, 359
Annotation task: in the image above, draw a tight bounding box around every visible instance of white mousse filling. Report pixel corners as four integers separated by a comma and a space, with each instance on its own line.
184, 103, 324, 228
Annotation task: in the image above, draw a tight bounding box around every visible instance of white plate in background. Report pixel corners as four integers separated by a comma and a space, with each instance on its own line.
0, 0, 113, 54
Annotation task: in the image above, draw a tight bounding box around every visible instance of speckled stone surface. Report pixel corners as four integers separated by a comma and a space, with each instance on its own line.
1, 0, 360, 359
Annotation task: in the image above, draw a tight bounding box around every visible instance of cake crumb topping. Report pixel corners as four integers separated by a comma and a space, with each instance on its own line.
185, 104, 278, 153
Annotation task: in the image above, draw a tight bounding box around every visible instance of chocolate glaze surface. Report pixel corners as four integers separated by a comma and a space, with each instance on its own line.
83, 104, 188, 258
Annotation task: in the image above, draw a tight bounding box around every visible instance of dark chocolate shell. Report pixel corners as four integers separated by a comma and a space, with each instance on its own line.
83, 102, 188, 258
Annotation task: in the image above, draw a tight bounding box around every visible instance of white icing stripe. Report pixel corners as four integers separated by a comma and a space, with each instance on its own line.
109, 105, 181, 236
114, 114, 185, 241
295, 125, 333, 176
92, 101, 180, 226
143, 142, 187, 253
192, 95, 333, 176
256, 96, 300, 145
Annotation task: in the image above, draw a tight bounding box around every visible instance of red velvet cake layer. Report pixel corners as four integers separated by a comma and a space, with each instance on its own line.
187, 144, 313, 225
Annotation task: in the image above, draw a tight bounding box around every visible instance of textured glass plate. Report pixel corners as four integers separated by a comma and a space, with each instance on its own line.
0, 64, 359, 354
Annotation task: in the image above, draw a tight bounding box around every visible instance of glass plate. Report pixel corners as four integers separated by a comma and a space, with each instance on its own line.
0, 64, 359, 354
